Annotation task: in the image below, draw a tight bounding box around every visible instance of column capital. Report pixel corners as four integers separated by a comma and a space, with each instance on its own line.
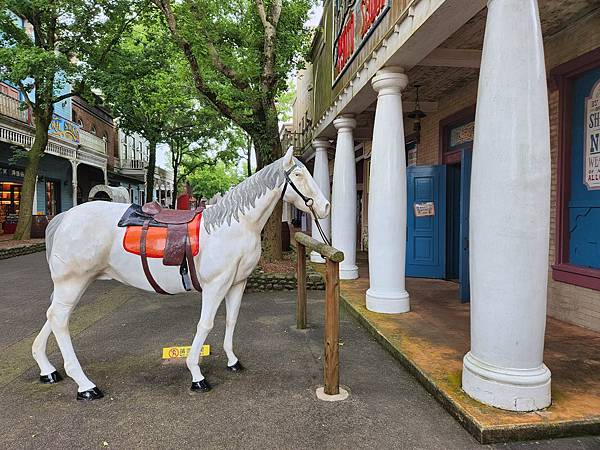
312, 138, 332, 152
333, 114, 356, 131
372, 66, 408, 95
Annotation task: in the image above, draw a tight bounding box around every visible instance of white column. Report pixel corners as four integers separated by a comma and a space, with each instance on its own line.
310, 138, 332, 263
332, 115, 358, 280
462, 0, 551, 412
71, 161, 78, 207
32, 175, 38, 214
366, 67, 410, 314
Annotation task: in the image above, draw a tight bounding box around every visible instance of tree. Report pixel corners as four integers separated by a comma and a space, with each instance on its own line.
188, 161, 244, 201
0, 0, 137, 239
167, 111, 242, 208
152, 0, 314, 261
93, 17, 198, 201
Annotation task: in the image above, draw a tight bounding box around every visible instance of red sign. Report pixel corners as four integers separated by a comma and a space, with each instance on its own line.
333, 0, 390, 82
335, 13, 355, 75
360, 0, 386, 37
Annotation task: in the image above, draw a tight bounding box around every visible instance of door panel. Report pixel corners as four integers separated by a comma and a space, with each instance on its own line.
406, 165, 446, 278
459, 150, 472, 302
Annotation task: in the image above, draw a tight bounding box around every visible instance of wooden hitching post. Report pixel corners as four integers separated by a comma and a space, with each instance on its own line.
324, 258, 340, 395
296, 241, 307, 329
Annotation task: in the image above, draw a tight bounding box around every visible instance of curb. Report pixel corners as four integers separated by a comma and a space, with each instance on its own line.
0, 243, 46, 260
339, 293, 600, 444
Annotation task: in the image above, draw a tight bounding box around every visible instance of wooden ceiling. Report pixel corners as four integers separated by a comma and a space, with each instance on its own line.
399, 0, 600, 104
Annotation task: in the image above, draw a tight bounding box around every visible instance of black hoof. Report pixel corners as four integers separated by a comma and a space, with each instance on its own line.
227, 361, 245, 372
191, 379, 211, 392
76, 387, 104, 401
40, 371, 63, 384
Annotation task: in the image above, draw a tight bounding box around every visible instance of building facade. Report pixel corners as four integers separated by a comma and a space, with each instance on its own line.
292, 0, 600, 412
0, 82, 108, 232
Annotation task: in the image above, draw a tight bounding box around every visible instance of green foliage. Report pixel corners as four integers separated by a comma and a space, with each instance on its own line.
0, 0, 138, 108
153, 0, 314, 166
188, 160, 245, 200
92, 17, 194, 144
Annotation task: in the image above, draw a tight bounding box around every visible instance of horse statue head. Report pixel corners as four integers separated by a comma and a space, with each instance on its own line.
280, 148, 330, 220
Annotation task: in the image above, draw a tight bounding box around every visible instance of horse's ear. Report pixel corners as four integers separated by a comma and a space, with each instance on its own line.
282, 147, 294, 170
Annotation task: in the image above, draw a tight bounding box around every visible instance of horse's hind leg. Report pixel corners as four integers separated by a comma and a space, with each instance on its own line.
32, 301, 63, 384
223, 281, 247, 371
46, 278, 103, 400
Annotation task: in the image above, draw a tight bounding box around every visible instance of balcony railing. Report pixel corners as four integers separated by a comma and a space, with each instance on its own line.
0, 93, 30, 124
79, 129, 106, 154
117, 158, 146, 170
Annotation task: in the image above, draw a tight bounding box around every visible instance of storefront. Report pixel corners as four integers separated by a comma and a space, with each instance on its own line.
552, 49, 600, 294
0, 147, 73, 234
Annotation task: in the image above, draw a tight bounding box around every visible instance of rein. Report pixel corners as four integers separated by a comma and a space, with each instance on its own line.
282, 165, 332, 247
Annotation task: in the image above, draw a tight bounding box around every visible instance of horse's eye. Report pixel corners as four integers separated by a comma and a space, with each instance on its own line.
294, 172, 301, 177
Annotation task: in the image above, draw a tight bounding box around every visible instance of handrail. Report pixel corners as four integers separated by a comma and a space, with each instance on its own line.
294, 232, 344, 262
294, 231, 345, 398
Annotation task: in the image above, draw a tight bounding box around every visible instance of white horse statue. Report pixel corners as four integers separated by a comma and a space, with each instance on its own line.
32, 149, 330, 400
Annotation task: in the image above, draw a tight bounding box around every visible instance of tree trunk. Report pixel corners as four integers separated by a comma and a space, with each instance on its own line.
247, 135, 252, 177
146, 139, 157, 203
252, 100, 284, 262
171, 164, 178, 209
13, 111, 52, 240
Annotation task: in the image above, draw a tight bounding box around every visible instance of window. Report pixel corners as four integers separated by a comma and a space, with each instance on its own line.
440, 106, 476, 165
77, 119, 83, 127
91, 125, 97, 135
551, 48, 600, 291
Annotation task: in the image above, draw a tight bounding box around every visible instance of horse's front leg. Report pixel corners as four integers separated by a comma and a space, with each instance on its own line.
223, 280, 247, 371
186, 275, 234, 392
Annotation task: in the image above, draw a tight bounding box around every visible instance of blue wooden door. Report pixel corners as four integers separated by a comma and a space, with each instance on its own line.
406, 165, 446, 278
569, 67, 600, 269
459, 150, 472, 302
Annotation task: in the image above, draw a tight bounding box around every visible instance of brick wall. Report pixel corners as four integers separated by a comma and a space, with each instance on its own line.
72, 98, 118, 169
409, 10, 600, 332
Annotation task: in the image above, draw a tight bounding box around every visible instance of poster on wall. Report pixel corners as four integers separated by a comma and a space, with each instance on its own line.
584, 79, 600, 190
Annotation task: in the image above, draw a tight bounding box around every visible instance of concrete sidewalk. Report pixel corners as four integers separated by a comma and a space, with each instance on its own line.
314, 253, 600, 444
0, 253, 599, 449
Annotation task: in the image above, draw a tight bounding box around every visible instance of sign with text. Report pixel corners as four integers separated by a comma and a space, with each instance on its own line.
48, 115, 80, 144
333, 0, 391, 83
162, 345, 210, 359
585, 79, 600, 190
414, 202, 435, 217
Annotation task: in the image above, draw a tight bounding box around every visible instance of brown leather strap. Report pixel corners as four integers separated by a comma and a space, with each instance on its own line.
141, 220, 171, 295
185, 234, 202, 292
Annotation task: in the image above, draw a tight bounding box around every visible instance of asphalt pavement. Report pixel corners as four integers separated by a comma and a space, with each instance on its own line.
0, 252, 599, 449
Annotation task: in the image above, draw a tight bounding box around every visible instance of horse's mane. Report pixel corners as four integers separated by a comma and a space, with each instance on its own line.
202, 158, 287, 233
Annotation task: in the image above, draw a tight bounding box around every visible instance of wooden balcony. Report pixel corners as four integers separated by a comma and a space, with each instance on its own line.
0, 92, 30, 124
115, 158, 146, 181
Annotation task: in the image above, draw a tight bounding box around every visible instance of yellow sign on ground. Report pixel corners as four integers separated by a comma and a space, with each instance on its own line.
162, 345, 210, 359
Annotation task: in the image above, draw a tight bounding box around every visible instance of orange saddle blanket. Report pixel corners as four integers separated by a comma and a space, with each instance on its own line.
123, 214, 202, 258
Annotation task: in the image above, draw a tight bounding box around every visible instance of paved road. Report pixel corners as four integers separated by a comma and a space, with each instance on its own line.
0, 252, 599, 449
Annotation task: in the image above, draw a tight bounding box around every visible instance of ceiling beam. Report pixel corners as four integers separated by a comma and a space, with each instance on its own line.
418, 48, 482, 68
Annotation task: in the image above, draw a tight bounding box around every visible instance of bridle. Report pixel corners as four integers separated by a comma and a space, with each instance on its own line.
282, 164, 332, 246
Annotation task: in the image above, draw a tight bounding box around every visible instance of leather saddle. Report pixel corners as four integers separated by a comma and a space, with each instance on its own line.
118, 201, 204, 295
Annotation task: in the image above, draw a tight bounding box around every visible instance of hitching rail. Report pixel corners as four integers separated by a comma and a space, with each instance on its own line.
294, 232, 344, 396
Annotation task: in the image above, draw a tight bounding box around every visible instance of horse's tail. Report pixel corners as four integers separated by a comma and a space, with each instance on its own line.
45, 211, 68, 261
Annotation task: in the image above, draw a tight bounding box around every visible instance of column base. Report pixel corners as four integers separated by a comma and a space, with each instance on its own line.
462, 351, 551, 412
339, 265, 359, 280
310, 252, 325, 264
365, 288, 410, 314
